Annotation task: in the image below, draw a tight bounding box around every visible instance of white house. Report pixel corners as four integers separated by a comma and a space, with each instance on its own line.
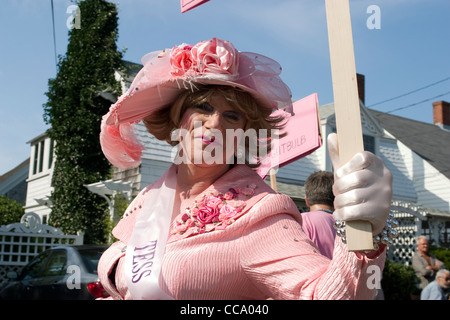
0, 159, 29, 205
20, 61, 143, 225
23, 133, 54, 224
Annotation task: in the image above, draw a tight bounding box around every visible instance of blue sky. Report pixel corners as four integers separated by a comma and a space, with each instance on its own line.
1, 0, 449, 175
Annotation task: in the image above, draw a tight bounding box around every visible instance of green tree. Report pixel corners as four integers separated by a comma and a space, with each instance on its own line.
430, 246, 450, 269
43, 0, 123, 244
381, 260, 421, 300
0, 195, 24, 226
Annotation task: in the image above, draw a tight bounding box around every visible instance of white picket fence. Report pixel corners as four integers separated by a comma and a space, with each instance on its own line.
0, 212, 83, 285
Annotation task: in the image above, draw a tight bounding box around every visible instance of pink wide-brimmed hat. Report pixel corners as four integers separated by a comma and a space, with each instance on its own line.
100, 37, 292, 169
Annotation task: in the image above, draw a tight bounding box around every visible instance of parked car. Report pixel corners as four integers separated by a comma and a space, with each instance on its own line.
0, 245, 109, 300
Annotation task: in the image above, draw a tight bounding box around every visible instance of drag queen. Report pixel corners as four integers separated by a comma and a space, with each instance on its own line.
97, 38, 393, 300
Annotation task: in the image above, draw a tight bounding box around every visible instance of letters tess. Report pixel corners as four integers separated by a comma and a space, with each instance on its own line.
131, 241, 158, 283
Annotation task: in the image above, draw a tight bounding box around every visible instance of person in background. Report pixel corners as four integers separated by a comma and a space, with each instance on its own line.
420, 269, 450, 300
412, 236, 445, 290
301, 171, 336, 259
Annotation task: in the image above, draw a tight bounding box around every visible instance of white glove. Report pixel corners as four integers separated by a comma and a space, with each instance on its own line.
327, 133, 393, 235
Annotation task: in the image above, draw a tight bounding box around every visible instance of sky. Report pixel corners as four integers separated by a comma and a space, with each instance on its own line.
0, 0, 449, 175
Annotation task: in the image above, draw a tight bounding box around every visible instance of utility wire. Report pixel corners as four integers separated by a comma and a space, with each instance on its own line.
367, 76, 450, 108
50, 0, 57, 72
385, 91, 450, 114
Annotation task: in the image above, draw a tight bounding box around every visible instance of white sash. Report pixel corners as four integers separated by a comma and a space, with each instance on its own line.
124, 165, 177, 300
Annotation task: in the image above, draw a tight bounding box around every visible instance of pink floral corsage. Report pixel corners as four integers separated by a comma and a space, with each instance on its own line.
171, 184, 257, 238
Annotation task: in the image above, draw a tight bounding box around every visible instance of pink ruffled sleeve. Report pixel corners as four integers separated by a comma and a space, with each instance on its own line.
239, 194, 386, 300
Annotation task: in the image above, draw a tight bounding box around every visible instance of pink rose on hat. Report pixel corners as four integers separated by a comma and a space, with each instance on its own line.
191, 38, 239, 76
170, 45, 194, 76
169, 38, 238, 78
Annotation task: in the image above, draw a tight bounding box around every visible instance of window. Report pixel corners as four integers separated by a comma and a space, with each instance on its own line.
20, 250, 52, 280
48, 139, 54, 169
31, 139, 49, 175
330, 127, 377, 155
32, 145, 39, 175
41, 251, 68, 277
363, 135, 375, 154
38, 140, 45, 173
78, 247, 105, 274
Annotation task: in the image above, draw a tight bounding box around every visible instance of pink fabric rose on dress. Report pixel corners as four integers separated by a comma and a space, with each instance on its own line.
219, 204, 238, 221
196, 203, 220, 226
170, 45, 194, 76
223, 191, 235, 201
170, 181, 255, 237
191, 38, 239, 76
204, 195, 223, 209
173, 218, 195, 234
240, 187, 255, 196
226, 200, 246, 211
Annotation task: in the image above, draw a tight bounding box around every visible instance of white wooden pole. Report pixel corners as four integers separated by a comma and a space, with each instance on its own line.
325, 0, 374, 251
270, 168, 277, 192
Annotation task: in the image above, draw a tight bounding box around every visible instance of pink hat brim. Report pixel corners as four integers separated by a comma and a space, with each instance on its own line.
106, 78, 274, 126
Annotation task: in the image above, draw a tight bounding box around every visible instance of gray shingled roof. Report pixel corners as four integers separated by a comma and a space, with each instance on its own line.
368, 109, 450, 180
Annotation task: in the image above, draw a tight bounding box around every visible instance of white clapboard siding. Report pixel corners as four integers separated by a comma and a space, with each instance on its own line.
396, 138, 450, 212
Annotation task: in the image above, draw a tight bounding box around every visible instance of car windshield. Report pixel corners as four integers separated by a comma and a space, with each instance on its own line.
78, 247, 105, 274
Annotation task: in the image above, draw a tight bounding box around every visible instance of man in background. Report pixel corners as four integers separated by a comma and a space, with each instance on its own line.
412, 236, 445, 290
301, 171, 336, 259
420, 269, 450, 300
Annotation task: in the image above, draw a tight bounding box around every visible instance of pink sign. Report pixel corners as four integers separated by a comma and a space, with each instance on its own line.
257, 93, 322, 179
180, 0, 210, 13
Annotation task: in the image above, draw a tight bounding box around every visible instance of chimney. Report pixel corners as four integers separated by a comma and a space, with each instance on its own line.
432, 100, 450, 129
357, 73, 365, 105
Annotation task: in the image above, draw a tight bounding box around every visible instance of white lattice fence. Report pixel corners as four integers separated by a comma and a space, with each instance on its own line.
386, 202, 426, 265
0, 212, 83, 285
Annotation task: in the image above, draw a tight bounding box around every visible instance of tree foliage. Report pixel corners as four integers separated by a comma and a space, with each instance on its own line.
381, 260, 420, 300
430, 246, 450, 270
43, 0, 123, 244
0, 195, 25, 226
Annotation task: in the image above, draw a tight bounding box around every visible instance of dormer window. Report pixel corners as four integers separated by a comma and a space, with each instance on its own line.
48, 139, 54, 169
32, 140, 45, 175
28, 135, 54, 177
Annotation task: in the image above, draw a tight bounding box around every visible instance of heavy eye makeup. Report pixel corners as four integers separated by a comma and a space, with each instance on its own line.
194, 102, 244, 123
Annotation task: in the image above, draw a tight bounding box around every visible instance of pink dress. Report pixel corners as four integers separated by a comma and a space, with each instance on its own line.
98, 164, 385, 300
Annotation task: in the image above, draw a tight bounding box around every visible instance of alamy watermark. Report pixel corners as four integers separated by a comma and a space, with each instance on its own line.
366, 265, 382, 290
66, 265, 81, 289
367, 5, 381, 30
67, 5, 81, 30
169, 121, 281, 173
65, 5, 380, 32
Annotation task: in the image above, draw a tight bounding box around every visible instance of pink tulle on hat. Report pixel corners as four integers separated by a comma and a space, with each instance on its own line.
100, 37, 292, 169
